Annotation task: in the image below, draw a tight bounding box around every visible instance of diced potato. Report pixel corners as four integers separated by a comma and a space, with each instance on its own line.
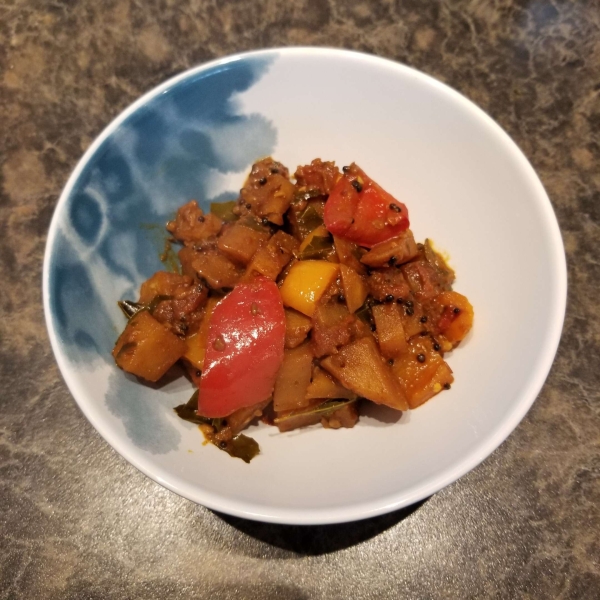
284, 308, 313, 349
401, 260, 447, 304
321, 336, 408, 410
246, 245, 282, 280
318, 275, 344, 305
271, 230, 299, 254
275, 399, 359, 432
391, 337, 454, 409
279, 260, 339, 317
192, 250, 242, 289
246, 230, 298, 280
437, 337, 454, 353
321, 402, 359, 429
217, 222, 270, 265
372, 303, 408, 359
367, 268, 411, 302
339, 264, 368, 313
273, 342, 314, 412
229, 399, 271, 434
139, 271, 191, 304
178, 246, 200, 279
112, 311, 186, 382
360, 229, 419, 268
258, 178, 296, 225
396, 299, 427, 339
333, 235, 366, 275
432, 291, 474, 347
183, 297, 219, 370
311, 302, 356, 357
305, 367, 356, 400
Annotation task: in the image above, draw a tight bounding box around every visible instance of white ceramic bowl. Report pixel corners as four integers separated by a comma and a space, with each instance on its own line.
43, 48, 567, 524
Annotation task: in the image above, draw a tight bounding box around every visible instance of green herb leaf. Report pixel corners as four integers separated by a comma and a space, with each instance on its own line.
174, 391, 210, 425
355, 302, 374, 325
210, 200, 239, 223
297, 205, 324, 237
298, 234, 334, 260
274, 398, 358, 424
174, 391, 261, 463
216, 434, 260, 463
239, 215, 271, 233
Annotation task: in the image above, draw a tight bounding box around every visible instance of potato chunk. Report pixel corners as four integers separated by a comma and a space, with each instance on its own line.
274, 400, 324, 433
339, 265, 368, 313
333, 235, 366, 275
217, 222, 270, 265
284, 308, 313, 349
246, 231, 298, 280
139, 271, 189, 304
273, 342, 314, 412
360, 229, 419, 268
274, 399, 358, 432
192, 250, 242, 290
112, 311, 186, 382
311, 302, 356, 358
432, 291, 474, 347
391, 337, 454, 409
372, 303, 408, 359
305, 367, 356, 401
321, 402, 359, 429
367, 268, 411, 302
321, 336, 408, 410
212, 399, 272, 443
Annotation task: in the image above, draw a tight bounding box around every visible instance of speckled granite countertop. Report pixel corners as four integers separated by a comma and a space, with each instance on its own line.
1, 1, 599, 598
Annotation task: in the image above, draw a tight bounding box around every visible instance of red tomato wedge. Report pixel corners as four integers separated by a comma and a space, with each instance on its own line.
323, 164, 409, 248
198, 277, 285, 418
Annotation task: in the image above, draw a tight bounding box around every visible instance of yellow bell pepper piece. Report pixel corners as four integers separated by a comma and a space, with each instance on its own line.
279, 260, 339, 317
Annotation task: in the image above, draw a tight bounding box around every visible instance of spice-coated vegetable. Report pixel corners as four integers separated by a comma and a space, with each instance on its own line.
198, 277, 285, 418
113, 156, 473, 462
279, 260, 339, 317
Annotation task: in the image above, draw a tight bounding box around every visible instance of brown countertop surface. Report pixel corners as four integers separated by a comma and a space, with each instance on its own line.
1, 1, 599, 598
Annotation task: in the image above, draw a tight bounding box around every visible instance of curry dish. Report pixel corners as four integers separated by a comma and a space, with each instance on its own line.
113, 158, 474, 462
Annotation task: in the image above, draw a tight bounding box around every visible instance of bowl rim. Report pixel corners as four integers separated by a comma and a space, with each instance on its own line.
42, 46, 567, 524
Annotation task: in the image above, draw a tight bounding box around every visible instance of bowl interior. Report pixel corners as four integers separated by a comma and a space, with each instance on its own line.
44, 48, 566, 524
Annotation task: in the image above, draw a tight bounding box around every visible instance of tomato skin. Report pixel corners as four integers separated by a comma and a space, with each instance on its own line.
323, 176, 359, 234
198, 277, 285, 418
324, 164, 409, 248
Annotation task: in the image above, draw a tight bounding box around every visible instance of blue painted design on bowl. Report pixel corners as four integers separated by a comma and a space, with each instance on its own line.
46, 54, 277, 453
